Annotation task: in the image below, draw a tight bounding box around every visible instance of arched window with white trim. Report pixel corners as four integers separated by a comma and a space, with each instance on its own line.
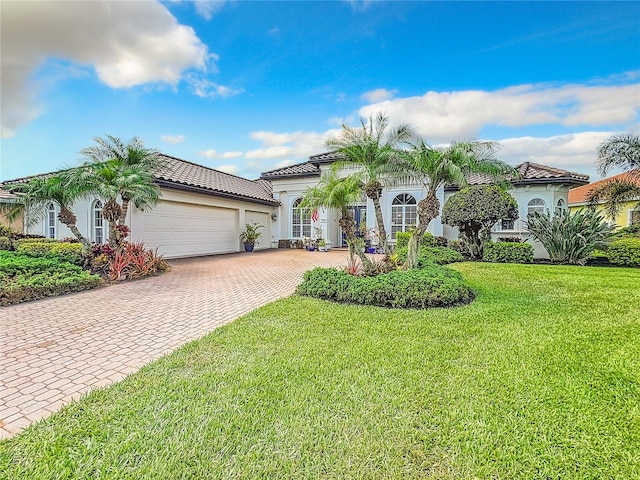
555, 199, 566, 215
292, 198, 311, 238
46, 203, 56, 238
391, 194, 417, 238
527, 198, 546, 217
93, 200, 105, 244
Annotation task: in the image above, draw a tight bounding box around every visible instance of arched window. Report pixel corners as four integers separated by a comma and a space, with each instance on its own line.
292, 198, 311, 237
391, 194, 417, 238
527, 198, 546, 217
93, 200, 104, 244
555, 199, 566, 215
46, 203, 56, 238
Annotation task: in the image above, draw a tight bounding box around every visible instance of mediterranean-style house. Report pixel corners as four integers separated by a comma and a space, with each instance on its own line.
2, 152, 590, 259
262, 153, 589, 258
568, 171, 640, 229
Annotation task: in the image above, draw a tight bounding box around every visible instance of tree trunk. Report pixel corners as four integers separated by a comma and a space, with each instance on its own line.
120, 198, 129, 225
58, 207, 86, 243
406, 194, 440, 269
339, 212, 374, 272
365, 180, 390, 255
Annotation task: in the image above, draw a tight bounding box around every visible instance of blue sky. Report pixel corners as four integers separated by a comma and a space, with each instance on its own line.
1, 0, 639, 182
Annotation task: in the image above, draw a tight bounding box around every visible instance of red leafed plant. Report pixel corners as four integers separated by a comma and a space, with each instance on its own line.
107, 250, 130, 281
342, 256, 362, 276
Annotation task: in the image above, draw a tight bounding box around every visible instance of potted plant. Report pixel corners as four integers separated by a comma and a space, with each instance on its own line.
239, 222, 264, 252
318, 239, 328, 252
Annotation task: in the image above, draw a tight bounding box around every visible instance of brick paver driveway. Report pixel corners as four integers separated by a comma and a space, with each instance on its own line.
0, 249, 349, 439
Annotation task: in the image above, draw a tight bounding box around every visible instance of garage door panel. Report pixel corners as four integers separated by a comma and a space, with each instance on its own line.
144, 201, 237, 258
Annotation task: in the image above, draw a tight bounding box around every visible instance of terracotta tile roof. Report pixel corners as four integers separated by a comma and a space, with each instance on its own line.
0, 188, 18, 200
1, 155, 279, 206
309, 151, 343, 163
156, 155, 279, 205
568, 170, 640, 205
453, 162, 589, 190
260, 161, 320, 179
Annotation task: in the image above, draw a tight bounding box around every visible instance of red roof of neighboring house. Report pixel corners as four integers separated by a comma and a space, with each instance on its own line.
568, 170, 640, 205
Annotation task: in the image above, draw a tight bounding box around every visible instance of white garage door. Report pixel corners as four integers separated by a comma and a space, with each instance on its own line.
143, 201, 237, 258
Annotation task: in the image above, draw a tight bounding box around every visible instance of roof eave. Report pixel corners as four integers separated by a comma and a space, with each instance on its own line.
156, 179, 280, 207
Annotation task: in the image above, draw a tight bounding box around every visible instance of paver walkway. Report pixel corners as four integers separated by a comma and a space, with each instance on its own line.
0, 249, 349, 439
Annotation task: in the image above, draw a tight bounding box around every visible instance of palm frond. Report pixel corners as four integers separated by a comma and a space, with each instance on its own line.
596, 133, 640, 175
585, 178, 640, 218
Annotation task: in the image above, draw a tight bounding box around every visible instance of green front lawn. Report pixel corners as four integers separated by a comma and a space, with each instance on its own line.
1, 263, 639, 478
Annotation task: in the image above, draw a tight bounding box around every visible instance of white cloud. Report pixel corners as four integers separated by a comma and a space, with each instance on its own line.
274, 159, 296, 169
188, 77, 244, 98
1, 1, 214, 137
361, 88, 397, 103
245, 129, 341, 159
194, 0, 228, 20
498, 131, 615, 175
345, 0, 373, 12
359, 80, 640, 143
161, 134, 185, 144
197, 149, 244, 159
216, 164, 240, 175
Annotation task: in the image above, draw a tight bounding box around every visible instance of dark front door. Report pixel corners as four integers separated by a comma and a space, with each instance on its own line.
342, 205, 367, 247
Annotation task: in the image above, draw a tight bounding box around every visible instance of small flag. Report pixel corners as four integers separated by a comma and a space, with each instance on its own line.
311, 208, 319, 222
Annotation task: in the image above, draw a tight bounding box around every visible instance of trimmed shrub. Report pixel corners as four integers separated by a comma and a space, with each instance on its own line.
17, 241, 83, 265
447, 240, 471, 259
396, 245, 464, 267
394, 231, 436, 249
296, 266, 474, 309
607, 238, 640, 267
497, 236, 523, 243
0, 251, 102, 306
483, 241, 534, 264
0, 236, 12, 251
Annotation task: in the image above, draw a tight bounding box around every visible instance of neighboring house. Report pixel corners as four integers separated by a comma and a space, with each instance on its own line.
1, 155, 279, 258
0, 188, 24, 233
568, 171, 640, 228
262, 154, 589, 258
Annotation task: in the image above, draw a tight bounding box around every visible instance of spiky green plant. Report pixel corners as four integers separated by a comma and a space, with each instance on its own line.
526, 209, 614, 265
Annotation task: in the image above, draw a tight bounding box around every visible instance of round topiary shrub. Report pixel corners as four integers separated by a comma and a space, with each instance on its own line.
296, 265, 474, 309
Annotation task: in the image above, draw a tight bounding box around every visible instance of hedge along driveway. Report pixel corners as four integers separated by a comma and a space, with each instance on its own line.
0, 249, 349, 439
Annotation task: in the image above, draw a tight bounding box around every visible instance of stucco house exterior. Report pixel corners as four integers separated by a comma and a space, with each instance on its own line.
3, 151, 590, 259
2, 155, 279, 258
263, 153, 589, 258
0, 188, 24, 233
568, 171, 640, 229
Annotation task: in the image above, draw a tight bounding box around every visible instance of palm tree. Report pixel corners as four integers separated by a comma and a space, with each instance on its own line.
586, 133, 640, 218
75, 135, 170, 244
300, 172, 374, 270
400, 138, 515, 268
3, 172, 90, 244
326, 112, 414, 254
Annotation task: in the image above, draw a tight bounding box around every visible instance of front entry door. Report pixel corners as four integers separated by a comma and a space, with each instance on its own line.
341, 205, 367, 247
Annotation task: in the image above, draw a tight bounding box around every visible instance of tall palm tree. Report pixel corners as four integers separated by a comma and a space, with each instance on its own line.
586, 133, 640, 218
400, 138, 515, 268
300, 172, 374, 270
326, 112, 414, 254
4, 172, 90, 244
75, 135, 170, 244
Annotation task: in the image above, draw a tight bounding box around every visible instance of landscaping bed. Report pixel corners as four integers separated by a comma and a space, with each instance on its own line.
0, 251, 102, 306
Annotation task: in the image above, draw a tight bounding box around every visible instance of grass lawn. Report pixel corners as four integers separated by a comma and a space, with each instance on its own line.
1, 263, 639, 479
